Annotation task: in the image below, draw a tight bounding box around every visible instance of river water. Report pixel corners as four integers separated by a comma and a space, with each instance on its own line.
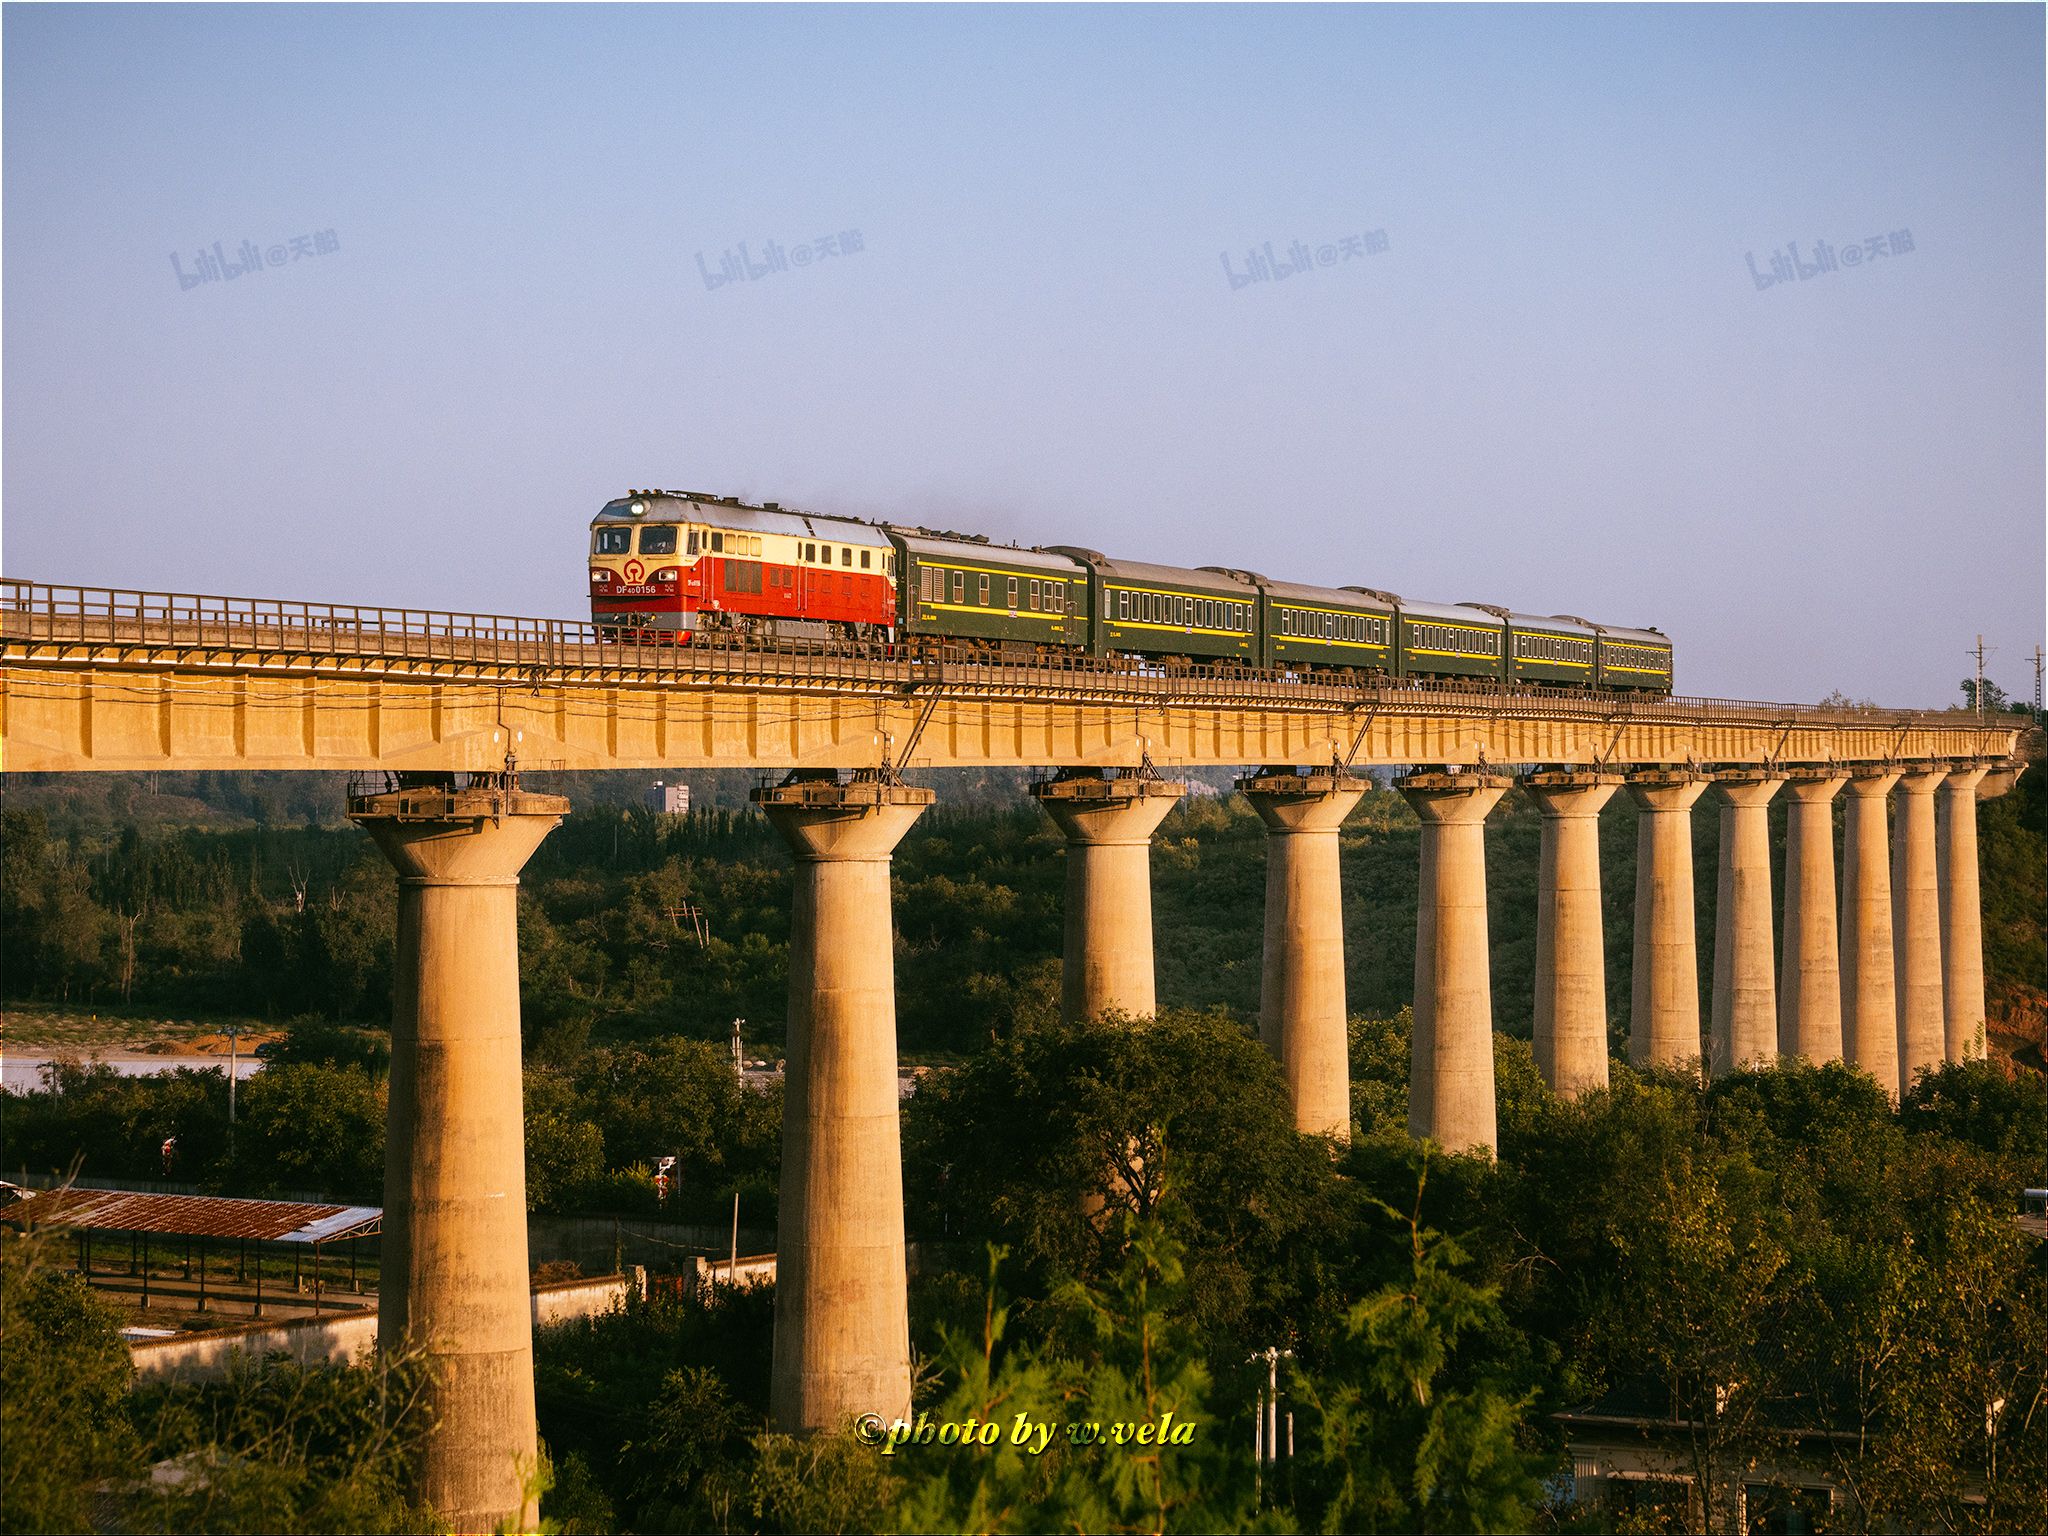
1, 1052, 264, 1093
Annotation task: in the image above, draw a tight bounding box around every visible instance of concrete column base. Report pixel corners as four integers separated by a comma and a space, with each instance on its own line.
1891, 763, 1948, 1092
1840, 767, 1902, 1098
351, 779, 568, 1535
1397, 771, 1509, 1155
1521, 771, 1621, 1099
1936, 762, 1989, 1062
1031, 770, 1184, 1024
1777, 770, 1847, 1063
1240, 768, 1368, 1140
752, 775, 933, 1436
1626, 770, 1708, 1073
1708, 770, 1782, 1076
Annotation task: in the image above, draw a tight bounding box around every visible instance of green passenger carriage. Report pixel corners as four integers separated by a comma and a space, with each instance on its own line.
1395, 598, 1507, 683
1048, 548, 1258, 665
889, 530, 1088, 654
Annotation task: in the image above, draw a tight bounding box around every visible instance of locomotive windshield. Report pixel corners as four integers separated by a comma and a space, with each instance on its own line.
639, 526, 678, 555
594, 527, 632, 555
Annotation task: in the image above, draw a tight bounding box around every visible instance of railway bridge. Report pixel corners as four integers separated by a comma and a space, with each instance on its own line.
2, 580, 2029, 1531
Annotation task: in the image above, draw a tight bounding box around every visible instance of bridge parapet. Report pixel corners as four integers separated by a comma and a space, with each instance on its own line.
2, 578, 2027, 772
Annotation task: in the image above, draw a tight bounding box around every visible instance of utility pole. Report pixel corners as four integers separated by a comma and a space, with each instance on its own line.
227, 1024, 239, 1157
1971, 634, 1988, 718
2034, 644, 2044, 717
731, 1018, 745, 1078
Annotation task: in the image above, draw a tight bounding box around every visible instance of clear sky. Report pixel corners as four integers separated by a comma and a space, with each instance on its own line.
4, 2, 2041, 707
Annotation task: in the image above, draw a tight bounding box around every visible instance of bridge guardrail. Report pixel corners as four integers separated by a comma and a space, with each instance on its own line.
0, 577, 2024, 736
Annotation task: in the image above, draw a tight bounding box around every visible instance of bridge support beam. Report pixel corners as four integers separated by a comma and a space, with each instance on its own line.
1521, 771, 1621, 1099
1241, 768, 1367, 1140
1031, 771, 1184, 1024
753, 776, 933, 1436
1777, 770, 1848, 1064
1936, 763, 1989, 1062
351, 778, 568, 1535
1708, 771, 1782, 1076
1840, 767, 1902, 1097
1626, 771, 1707, 1072
1891, 763, 1949, 1093
1398, 771, 1509, 1155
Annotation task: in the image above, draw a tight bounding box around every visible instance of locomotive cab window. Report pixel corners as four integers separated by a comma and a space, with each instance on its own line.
595, 528, 632, 555
640, 526, 678, 555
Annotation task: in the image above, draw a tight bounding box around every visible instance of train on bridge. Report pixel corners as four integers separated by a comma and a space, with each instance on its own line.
587, 490, 1674, 693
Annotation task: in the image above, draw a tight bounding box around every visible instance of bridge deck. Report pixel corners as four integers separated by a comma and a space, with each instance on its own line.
1, 580, 2024, 773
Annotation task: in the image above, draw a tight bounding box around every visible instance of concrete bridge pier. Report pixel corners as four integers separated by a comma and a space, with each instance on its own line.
1030, 769, 1185, 1023
1708, 770, 1782, 1076
1839, 767, 1903, 1097
1891, 763, 1949, 1092
1521, 771, 1621, 1099
1626, 770, 1708, 1072
1777, 770, 1847, 1063
350, 777, 569, 1534
1398, 771, 1509, 1155
1935, 762, 1989, 1062
1240, 768, 1367, 1140
752, 775, 933, 1435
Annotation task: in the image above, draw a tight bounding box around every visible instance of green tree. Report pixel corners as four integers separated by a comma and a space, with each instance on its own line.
131, 1351, 437, 1534
1294, 1168, 1545, 1535
0, 1237, 140, 1534
231, 1062, 385, 1199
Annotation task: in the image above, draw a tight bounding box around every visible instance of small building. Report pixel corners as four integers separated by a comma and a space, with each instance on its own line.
648, 780, 690, 815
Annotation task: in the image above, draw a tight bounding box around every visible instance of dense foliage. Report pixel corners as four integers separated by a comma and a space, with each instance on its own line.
6, 754, 2043, 1061
3, 758, 2041, 1533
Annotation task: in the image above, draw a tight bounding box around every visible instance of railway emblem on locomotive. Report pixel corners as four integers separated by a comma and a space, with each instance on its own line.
624, 559, 644, 583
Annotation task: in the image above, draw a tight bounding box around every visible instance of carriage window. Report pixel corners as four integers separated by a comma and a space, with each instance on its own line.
841, 547, 853, 567
978, 574, 990, 604
951, 570, 964, 602
710, 531, 724, 552
1029, 580, 1041, 610
1050, 584, 1063, 612
595, 527, 632, 554
1007, 577, 1018, 607
861, 549, 871, 569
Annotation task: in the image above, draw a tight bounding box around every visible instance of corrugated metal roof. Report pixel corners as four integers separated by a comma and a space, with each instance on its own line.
4, 1188, 381, 1243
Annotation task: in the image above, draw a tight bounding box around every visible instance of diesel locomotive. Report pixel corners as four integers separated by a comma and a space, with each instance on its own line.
586, 489, 1674, 693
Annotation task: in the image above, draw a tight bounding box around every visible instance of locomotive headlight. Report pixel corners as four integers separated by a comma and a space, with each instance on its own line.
630, 499, 647, 516
589, 568, 611, 584
652, 567, 680, 583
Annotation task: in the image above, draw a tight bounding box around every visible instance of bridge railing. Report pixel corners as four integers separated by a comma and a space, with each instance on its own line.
0, 578, 2019, 733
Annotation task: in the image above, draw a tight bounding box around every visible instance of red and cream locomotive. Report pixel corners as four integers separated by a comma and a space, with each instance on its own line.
587, 489, 898, 642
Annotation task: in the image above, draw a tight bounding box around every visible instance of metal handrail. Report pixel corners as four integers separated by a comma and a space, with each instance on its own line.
0, 576, 2023, 733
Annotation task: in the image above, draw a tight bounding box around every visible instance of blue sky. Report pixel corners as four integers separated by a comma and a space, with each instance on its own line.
4, 2, 2040, 706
